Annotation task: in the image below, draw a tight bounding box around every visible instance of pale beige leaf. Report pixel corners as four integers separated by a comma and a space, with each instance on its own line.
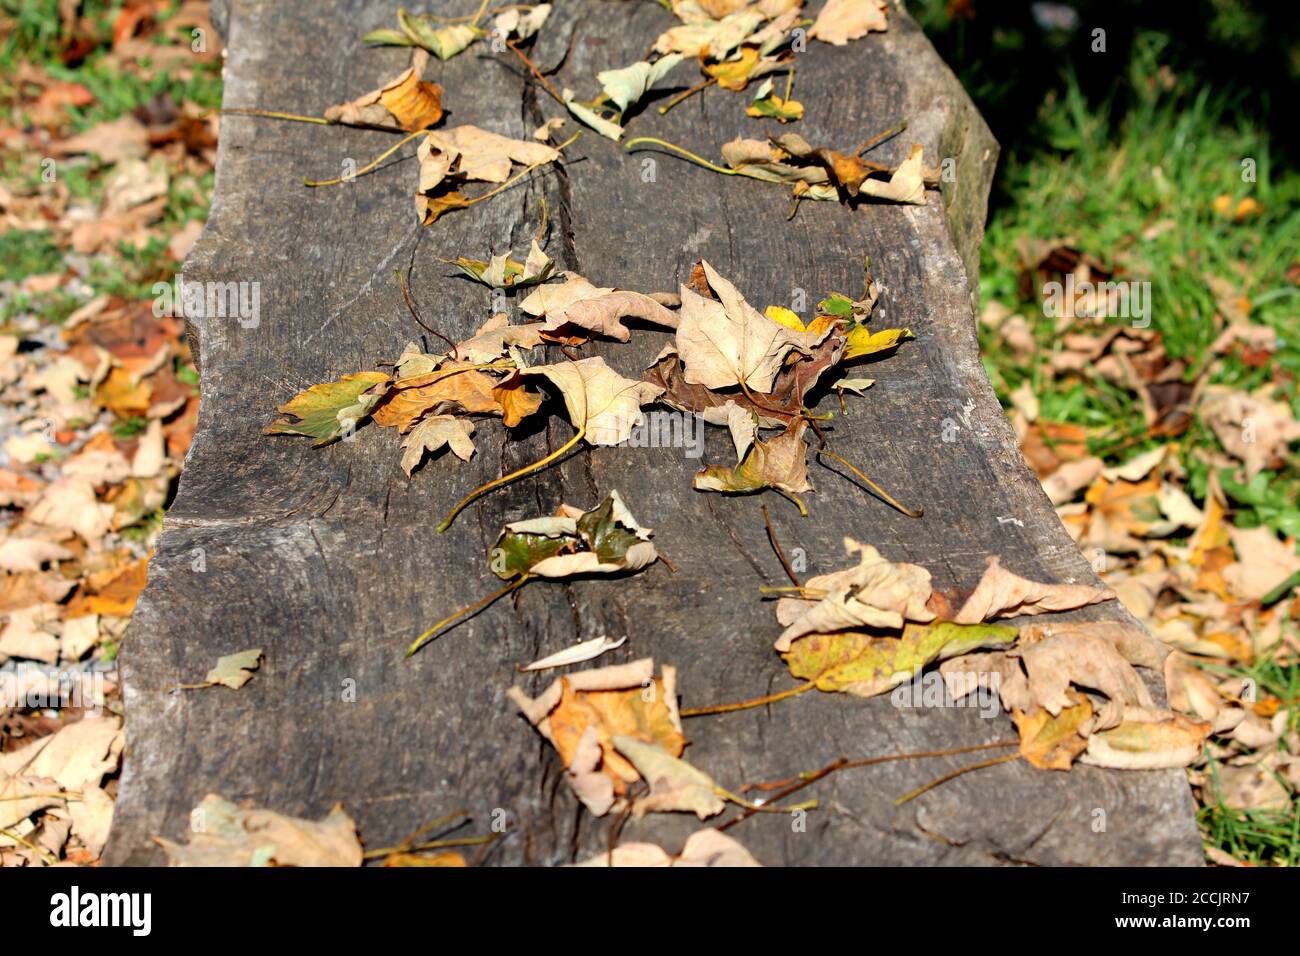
157, 794, 363, 867
808, 0, 888, 46
1079, 707, 1211, 770
521, 356, 664, 445
612, 735, 726, 819
400, 415, 476, 476
954, 555, 1115, 623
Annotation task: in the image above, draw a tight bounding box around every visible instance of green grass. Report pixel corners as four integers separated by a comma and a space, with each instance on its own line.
0, 229, 63, 281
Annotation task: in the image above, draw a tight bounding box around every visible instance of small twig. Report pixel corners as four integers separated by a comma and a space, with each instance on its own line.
408, 575, 532, 655
719, 740, 1017, 831
395, 270, 459, 355
507, 39, 565, 105
304, 129, 425, 187
816, 446, 923, 518
853, 121, 907, 157
680, 680, 814, 717
659, 76, 716, 114
762, 503, 801, 587
894, 752, 1021, 806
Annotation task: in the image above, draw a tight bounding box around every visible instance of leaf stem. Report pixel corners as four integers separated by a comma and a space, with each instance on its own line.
762, 503, 801, 587
658, 76, 716, 114
304, 129, 426, 187
893, 752, 1021, 806
680, 680, 814, 717
774, 487, 808, 517
394, 269, 459, 355
407, 574, 531, 656
815, 447, 922, 518
624, 136, 738, 176
716, 787, 818, 814
507, 39, 565, 105
853, 121, 907, 157
437, 425, 586, 533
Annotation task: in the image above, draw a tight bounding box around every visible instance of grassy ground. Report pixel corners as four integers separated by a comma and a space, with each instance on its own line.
915, 7, 1298, 864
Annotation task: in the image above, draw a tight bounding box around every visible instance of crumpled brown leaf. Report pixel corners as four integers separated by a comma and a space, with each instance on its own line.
521, 356, 664, 446
519, 271, 679, 342
612, 735, 726, 819
156, 794, 363, 867
400, 415, 476, 475
953, 555, 1115, 623
324, 53, 444, 131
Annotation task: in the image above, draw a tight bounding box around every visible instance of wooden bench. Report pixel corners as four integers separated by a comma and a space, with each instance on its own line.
104, 0, 1202, 865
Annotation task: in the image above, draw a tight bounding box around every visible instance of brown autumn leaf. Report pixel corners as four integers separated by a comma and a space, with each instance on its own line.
324, 54, 444, 131
156, 794, 363, 867
492, 373, 545, 427
399, 415, 476, 476
449, 314, 546, 363
1012, 689, 1095, 770
611, 735, 726, 820
371, 362, 502, 432
808, 0, 888, 45
675, 260, 815, 393
773, 537, 936, 651
508, 659, 683, 816
417, 125, 560, 195
953, 555, 1115, 624
693, 419, 812, 506
65, 555, 150, 618
1078, 707, 1211, 770
520, 356, 664, 446
519, 272, 679, 343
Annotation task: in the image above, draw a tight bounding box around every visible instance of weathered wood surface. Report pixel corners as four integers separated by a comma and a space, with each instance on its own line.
105, 0, 1202, 865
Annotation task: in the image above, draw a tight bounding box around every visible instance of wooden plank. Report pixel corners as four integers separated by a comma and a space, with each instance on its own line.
105, 0, 1201, 865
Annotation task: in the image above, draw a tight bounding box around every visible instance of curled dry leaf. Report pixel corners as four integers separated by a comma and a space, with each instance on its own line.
518, 634, 628, 672
400, 415, 476, 476
520, 356, 664, 446
1079, 707, 1211, 771
520, 271, 680, 342
450, 314, 547, 363
953, 555, 1115, 624
1012, 689, 1095, 771
265, 371, 389, 446
416, 126, 560, 222
324, 55, 444, 132
194, 648, 264, 690
564, 54, 685, 141
508, 658, 683, 815
494, 3, 552, 41
653, 9, 765, 58
492, 490, 658, 579
808, 0, 889, 46
774, 538, 935, 650
693, 420, 812, 506
450, 239, 555, 289
611, 735, 726, 819
156, 794, 363, 867
363, 10, 483, 59
782, 620, 1018, 698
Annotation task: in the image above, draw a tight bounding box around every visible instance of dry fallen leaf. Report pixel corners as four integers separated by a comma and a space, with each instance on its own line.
520, 271, 680, 342
265, 371, 390, 445
573, 827, 761, 867
954, 556, 1115, 623
808, 0, 888, 46
612, 735, 727, 819
324, 55, 444, 131
400, 415, 476, 476
509, 658, 683, 815
693, 420, 812, 508
521, 356, 664, 446
675, 260, 811, 392
156, 794, 363, 866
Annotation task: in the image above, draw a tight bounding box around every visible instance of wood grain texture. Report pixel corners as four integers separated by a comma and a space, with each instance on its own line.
104, 0, 1202, 866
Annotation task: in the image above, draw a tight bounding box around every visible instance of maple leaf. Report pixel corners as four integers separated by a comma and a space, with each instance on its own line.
843, 325, 913, 360
364, 10, 484, 59
808, 0, 889, 46
491, 373, 545, 427
324, 54, 444, 131
265, 371, 389, 445
676, 260, 814, 392
521, 356, 664, 446
491, 490, 658, 579
449, 239, 555, 289
746, 78, 804, 122
611, 736, 727, 819
157, 795, 363, 867
371, 362, 501, 432
508, 659, 683, 815
520, 271, 679, 342
773, 538, 936, 650
449, 314, 547, 363
1012, 689, 1095, 771
781, 620, 1017, 698
400, 416, 476, 476
953, 556, 1116, 623
694, 420, 812, 511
